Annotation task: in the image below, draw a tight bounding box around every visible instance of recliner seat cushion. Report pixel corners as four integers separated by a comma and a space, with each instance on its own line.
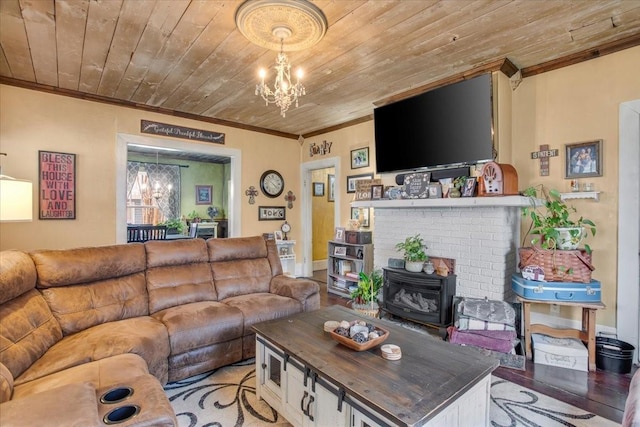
1, 382, 101, 427
222, 293, 302, 332
11, 353, 149, 400
15, 316, 170, 385
151, 301, 243, 355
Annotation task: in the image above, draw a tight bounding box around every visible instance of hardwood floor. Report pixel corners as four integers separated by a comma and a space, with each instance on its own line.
309, 269, 634, 423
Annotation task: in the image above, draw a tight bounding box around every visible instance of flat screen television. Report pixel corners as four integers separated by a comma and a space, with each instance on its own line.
374, 73, 494, 174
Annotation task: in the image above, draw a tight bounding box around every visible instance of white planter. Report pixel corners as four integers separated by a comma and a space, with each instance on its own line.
405, 261, 424, 272
555, 227, 585, 250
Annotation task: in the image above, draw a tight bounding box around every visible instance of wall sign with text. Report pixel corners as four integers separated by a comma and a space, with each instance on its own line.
141, 120, 225, 144
39, 150, 76, 219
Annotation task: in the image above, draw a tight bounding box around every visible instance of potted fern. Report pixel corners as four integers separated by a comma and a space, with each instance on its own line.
395, 234, 428, 272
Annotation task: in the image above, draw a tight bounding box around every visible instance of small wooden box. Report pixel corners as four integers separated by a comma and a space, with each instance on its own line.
345, 231, 372, 244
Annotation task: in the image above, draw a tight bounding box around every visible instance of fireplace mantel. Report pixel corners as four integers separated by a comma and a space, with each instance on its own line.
351, 195, 530, 209
354, 195, 531, 301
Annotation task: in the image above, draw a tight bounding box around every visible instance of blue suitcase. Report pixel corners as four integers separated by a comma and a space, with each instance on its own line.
511, 273, 601, 303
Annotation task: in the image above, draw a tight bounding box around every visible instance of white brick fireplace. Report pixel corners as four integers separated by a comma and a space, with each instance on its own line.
352, 197, 530, 302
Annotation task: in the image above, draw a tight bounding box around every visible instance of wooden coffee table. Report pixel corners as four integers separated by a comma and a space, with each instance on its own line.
253, 305, 498, 427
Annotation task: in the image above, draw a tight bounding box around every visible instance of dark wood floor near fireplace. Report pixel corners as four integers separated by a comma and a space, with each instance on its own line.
311, 269, 634, 424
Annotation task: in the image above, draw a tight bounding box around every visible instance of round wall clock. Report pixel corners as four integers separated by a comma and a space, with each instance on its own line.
260, 170, 284, 198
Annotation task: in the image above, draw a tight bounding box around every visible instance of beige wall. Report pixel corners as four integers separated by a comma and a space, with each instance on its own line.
511, 45, 640, 327
302, 122, 379, 229
0, 84, 301, 251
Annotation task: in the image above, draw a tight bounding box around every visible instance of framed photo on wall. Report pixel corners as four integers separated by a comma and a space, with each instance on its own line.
565, 140, 603, 178
351, 207, 370, 228
350, 147, 369, 169
346, 173, 374, 193
327, 174, 335, 202
313, 182, 324, 196
196, 185, 212, 205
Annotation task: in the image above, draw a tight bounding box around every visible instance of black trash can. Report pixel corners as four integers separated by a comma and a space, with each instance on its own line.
595, 336, 635, 374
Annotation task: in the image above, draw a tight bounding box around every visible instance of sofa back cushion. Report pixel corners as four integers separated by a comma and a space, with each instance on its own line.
0, 250, 38, 305
30, 244, 148, 335
0, 250, 63, 380
145, 239, 217, 313
208, 237, 278, 300
0, 289, 63, 381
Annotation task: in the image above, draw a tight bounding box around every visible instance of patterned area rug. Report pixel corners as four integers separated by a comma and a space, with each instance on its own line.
165, 360, 618, 427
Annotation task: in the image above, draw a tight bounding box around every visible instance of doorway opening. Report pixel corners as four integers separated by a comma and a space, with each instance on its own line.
300, 157, 341, 278
116, 134, 242, 244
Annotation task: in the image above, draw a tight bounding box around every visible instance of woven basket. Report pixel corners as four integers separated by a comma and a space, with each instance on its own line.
518, 247, 594, 283
352, 303, 380, 318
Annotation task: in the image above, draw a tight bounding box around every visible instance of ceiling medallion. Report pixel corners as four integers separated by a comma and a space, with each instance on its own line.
236, 1, 328, 117
235, 0, 328, 52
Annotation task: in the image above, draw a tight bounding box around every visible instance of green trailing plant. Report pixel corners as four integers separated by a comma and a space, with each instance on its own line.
521, 185, 596, 253
350, 270, 383, 305
160, 218, 185, 234
395, 234, 428, 262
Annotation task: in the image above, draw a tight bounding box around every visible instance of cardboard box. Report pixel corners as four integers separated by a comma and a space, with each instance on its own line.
532, 333, 588, 372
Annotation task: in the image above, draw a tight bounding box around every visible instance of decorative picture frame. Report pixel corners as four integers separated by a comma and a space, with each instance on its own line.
327, 174, 335, 202
565, 140, 603, 179
334, 227, 345, 242
350, 147, 369, 169
371, 184, 384, 200
195, 185, 212, 205
274, 230, 283, 241
351, 207, 370, 228
313, 182, 324, 196
39, 150, 76, 220
334, 246, 347, 256
461, 178, 477, 197
258, 206, 286, 221
346, 173, 374, 193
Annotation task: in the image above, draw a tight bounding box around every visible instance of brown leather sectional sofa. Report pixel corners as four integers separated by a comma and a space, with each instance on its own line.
0, 236, 320, 426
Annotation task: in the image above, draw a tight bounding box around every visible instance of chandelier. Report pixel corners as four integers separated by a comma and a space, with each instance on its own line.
235, 0, 327, 117
256, 27, 305, 117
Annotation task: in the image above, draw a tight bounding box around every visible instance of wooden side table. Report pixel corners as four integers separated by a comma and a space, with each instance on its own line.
516, 295, 606, 372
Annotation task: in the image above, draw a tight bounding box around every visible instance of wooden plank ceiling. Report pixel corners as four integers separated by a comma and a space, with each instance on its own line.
1, 0, 639, 138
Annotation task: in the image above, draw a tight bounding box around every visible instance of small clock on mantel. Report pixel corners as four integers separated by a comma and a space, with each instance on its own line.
260, 170, 284, 198
281, 221, 291, 240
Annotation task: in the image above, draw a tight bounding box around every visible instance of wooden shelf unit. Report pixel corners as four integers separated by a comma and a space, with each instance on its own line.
327, 240, 373, 297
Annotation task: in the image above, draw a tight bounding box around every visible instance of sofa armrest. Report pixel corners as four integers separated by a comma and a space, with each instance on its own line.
623, 368, 640, 427
270, 275, 320, 311
0, 362, 13, 403
0, 382, 101, 427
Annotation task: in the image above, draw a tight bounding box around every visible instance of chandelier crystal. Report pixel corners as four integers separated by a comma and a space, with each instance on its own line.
256, 27, 305, 117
